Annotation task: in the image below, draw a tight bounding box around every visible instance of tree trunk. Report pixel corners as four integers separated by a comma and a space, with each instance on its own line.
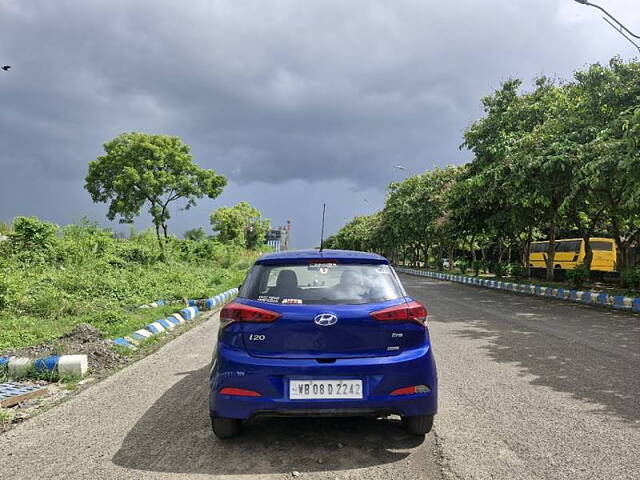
524, 226, 532, 278
611, 217, 626, 285
470, 236, 476, 262
154, 222, 164, 251
546, 213, 558, 281
583, 236, 593, 272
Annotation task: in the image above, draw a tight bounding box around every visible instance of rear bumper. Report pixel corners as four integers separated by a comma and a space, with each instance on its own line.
209, 344, 438, 420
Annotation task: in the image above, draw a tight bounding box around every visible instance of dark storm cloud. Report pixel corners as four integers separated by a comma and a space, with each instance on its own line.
1, 0, 638, 246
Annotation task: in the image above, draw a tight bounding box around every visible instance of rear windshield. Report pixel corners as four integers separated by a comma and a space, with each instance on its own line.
239, 263, 404, 305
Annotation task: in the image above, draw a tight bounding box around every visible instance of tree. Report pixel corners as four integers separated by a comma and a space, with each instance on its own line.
210, 201, 270, 250
459, 79, 546, 274
327, 214, 381, 252
85, 132, 227, 250
184, 227, 206, 242
572, 59, 640, 278
332, 58, 640, 282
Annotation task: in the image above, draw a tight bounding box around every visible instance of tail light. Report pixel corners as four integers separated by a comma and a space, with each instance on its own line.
220, 302, 281, 328
370, 300, 428, 326
219, 387, 262, 397
390, 385, 431, 396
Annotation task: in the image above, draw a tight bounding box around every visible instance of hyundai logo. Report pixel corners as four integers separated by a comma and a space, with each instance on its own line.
314, 313, 338, 326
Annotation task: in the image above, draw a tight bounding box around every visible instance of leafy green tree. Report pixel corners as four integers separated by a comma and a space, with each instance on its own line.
461, 78, 578, 280
210, 201, 270, 250
184, 227, 207, 242
327, 214, 381, 252
572, 59, 640, 277
85, 132, 227, 250
333, 57, 640, 282
457, 79, 544, 274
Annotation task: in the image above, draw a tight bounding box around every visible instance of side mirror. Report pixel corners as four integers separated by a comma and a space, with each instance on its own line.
238, 284, 242, 290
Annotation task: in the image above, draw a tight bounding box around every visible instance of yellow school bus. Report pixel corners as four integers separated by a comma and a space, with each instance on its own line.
529, 237, 617, 272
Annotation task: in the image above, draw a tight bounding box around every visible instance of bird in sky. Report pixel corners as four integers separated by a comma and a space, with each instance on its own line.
1, 65, 11, 71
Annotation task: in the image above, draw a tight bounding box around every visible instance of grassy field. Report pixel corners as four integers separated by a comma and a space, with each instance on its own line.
0, 218, 257, 351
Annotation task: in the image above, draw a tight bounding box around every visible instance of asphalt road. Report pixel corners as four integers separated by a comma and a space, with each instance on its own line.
1, 276, 639, 479
402, 274, 640, 480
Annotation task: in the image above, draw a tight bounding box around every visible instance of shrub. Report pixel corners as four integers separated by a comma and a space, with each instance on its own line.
455, 259, 469, 274
9, 216, 58, 264
566, 264, 589, 289
491, 262, 506, 279
56, 219, 115, 264
0, 263, 8, 309
472, 260, 484, 276
506, 263, 525, 279
115, 242, 157, 265
184, 228, 206, 242
622, 267, 640, 290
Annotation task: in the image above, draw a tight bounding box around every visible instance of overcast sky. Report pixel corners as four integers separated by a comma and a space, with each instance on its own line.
1, 1, 638, 248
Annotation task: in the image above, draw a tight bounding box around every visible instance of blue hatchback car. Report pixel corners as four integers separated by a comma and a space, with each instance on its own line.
209, 249, 437, 438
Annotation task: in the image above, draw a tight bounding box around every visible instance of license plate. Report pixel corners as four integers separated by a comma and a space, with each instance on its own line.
289, 379, 363, 399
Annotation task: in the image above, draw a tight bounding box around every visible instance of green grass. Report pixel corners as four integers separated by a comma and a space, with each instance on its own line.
0, 265, 245, 351
0, 408, 15, 427
0, 222, 256, 351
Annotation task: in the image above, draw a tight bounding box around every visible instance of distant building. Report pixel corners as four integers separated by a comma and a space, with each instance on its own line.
265, 219, 291, 252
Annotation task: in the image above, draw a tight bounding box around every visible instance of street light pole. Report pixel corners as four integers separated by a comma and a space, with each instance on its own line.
574, 0, 640, 53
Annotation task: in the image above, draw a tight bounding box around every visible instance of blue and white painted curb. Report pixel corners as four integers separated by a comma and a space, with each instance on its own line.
0, 354, 88, 378
138, 299, 167, 309
113, 287, 239, 349
396, 267, 640, 314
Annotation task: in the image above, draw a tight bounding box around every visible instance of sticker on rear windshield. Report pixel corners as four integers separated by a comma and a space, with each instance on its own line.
282, 298, 303, 304
308, 263, 337, 274
258, 295, 280, 303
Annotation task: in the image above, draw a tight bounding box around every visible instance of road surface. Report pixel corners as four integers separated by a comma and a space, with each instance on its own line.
1, 274, 639, 479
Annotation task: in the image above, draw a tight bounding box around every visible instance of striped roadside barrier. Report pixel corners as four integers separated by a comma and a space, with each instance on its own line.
395, 267, 640, 316
112, 287, 239, 349
0, 355, 88, 378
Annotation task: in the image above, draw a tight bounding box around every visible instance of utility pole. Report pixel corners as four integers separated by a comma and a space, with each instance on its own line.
574, 0, 640, 53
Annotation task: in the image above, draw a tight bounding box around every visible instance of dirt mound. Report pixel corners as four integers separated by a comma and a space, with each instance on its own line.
2, 324, 127, 375
60, 323, 104, 343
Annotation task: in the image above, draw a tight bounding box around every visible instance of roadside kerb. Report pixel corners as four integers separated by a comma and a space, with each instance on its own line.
395, 267, 640, 314
0, 354, 88, 379
112, 287, 239, 349
0, 288, 239, 380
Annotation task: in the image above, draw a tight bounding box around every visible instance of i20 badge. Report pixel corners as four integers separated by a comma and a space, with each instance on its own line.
314, 313, 338, 326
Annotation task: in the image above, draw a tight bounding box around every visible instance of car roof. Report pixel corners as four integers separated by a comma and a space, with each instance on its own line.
255, 249, 389, 265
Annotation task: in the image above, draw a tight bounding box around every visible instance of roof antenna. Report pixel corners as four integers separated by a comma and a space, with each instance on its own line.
319, 203, 326, 252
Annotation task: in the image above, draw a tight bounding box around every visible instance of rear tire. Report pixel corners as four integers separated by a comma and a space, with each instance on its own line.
402, 414, 434, 436
211, 417, 241, 439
